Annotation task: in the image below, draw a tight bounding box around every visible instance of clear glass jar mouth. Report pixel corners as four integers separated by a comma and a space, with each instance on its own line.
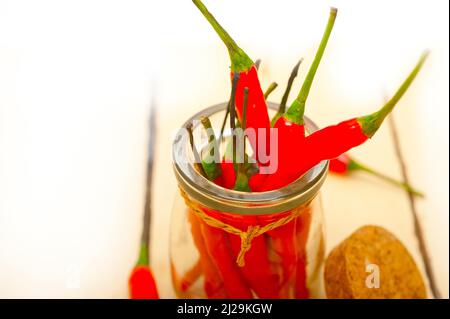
172, 102, 329, 215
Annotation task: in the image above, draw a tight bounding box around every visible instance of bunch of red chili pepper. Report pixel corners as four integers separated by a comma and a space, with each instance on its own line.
182, 0, 428, 298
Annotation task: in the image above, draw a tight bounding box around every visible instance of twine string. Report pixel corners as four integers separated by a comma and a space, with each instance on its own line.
179, 187, 304, 267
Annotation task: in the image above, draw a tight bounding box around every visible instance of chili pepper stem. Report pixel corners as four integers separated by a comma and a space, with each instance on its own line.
136, 243, 149, 266
219, 73, 240, 142
234, 164, 251, 191
254, 59, 261, 70
264, 82, 278, 100
201, 116, 217, 157
230, 77, 238, 165
219, 108, 229, 143
129, 103, 159, 299
192, 0, 253, 72
201, 116, 222, 180
358, 51, 429, 137
285, 8, 337, 125
242, 88, 249, 133
187, 122, 208, 177
233, 87, 251, 191
271, 58, 303, 126
348, 158, 425, 197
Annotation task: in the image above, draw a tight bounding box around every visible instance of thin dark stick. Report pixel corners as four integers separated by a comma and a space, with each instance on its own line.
219, 73, 240, 142
229, 74, 240, 128
187, 122, 207, 177
388, 114, 441, 299
229, 74, 240, 163
241, 87, 249, 162
270, 58, 303, 126
263, 82, 278, 100
242, 88, 249, 132
219, 107, 229, 142
141, 99, 157, 258
230, 94, 237, 164
280, 58, 303, 113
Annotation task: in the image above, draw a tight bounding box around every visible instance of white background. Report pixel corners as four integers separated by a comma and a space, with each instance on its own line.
0, 0, 448, 298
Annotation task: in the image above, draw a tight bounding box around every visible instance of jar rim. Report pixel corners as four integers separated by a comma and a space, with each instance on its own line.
172, 102, 328, 215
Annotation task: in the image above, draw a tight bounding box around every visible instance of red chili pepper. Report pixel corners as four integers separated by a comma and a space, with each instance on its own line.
233, 52, 320, 294
275, 117, 367, 186
220, 86, 264, 192
200, 219, 254, 298
265, 116, 306, 188
228, 231, 281, 298
295, 51, 429, 179
187, 211, 227, 298
266, 217, 298, 296
186, 122, 230, 298
329, 153, 351, 174
129, 263, 159, 299
129, 105, 159, 299
205, 208, 283, 299
294, 208, 312, 298
262, 7, 337, 187
263, 51, 428, 191
229, 88, 282, 298
234, 66, 271, 167
330, 153, 424, 197
248, 171, 267, 191
193, 0, 271, 165
220, 160, 236, 189
215, 208, 281, 299
189, 105, 257, 298
179, 258, 203, 292
200, 116, 222, 181
253, 198, 309, 298
129, 244, 159, 299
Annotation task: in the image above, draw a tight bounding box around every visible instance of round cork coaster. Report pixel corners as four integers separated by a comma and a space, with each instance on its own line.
324, 225, 427, 299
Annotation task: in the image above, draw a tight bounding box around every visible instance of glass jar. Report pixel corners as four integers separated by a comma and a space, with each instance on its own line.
170, 102, 328, 299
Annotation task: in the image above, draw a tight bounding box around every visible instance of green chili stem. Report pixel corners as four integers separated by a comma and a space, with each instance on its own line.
230, 80, 238, 165
285, 8, 337, 125
271, 58, 303, 126
138, 103, 156, 265
192, 0, 253, 72
200, 116, 216, 157
358, 51, 429, 137
348, 158, 424, 197
136, 243, 149, 266
239, 87, 249, 167
264, 82, 278, 100
200, 116, 222, 180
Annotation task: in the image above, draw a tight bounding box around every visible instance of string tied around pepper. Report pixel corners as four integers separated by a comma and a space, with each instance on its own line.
179, 187, 307, 267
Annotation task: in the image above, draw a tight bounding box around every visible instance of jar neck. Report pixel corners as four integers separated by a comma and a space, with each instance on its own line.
172, 102, 329, 216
